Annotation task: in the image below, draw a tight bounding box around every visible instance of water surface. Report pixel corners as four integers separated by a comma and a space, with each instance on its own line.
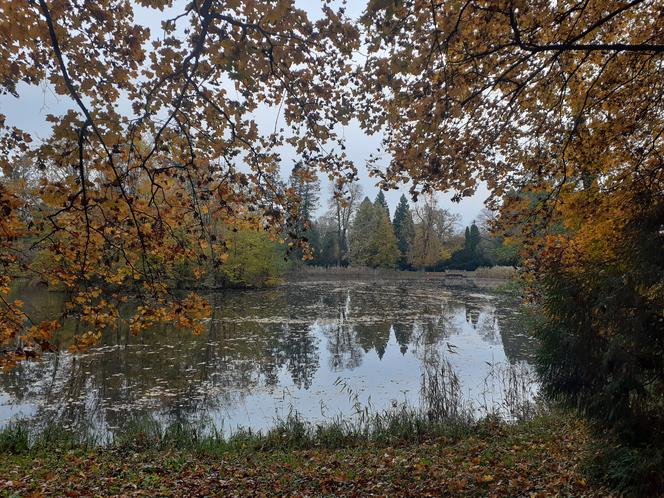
0, 279, 536, 434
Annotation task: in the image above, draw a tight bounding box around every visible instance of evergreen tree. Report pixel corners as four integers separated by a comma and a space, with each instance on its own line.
306, 222, 322, 264
392, 194, 415, 269
288, 162, 320, 230
308, 215, 340, 267
372, 210, 400, 268
349, 197, 377, 266
350, 197, 398, 268
261, 167, 286, 211
476, 210, 520, 267
374, 190, 390, 219
464, 226, 471, 252
462, 222, 481, 257
469, 222, 481, 255
320, 230, 340, 266
446, 222, 490, 270
288, 162, 320, 261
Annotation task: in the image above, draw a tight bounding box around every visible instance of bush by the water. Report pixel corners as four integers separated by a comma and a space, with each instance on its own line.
535, 199, 664, 496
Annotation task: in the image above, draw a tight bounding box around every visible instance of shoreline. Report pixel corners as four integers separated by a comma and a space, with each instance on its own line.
283, 266, 518, 291
9, 266, 519, 295
0, 413, 610, 496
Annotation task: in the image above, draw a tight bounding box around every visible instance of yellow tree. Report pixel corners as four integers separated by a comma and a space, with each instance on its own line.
0, 0, 359, 365
410, 195, 458, 269
357, 0, 664, 487
357, 0, 662, 208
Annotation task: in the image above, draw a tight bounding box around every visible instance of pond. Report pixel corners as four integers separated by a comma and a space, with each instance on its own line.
0, 279, 537, 435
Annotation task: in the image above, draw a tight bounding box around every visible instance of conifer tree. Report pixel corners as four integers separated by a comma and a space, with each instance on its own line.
350, 197, 398, 268
289, 162, 320, 231
469, 223, 481, 256
349, 198, 377, 266
373, 208, 399, 268
288, 162, 320, 260
464, 226, 471, 253
374, 190, 390, 219
448, 222, 488, 270
392, 194, 415, 269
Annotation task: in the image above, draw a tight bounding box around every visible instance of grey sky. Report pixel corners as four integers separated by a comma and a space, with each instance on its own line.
0, 0, 487, 228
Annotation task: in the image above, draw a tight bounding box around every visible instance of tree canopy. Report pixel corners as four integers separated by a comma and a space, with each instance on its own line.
0, 0, 359, 364
357, 1, 663, 207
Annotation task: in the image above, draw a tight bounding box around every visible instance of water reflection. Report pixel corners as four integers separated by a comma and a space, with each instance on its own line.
1, 280, 536, 433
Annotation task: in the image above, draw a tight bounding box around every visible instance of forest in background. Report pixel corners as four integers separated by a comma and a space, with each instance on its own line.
287, 164, 518, 271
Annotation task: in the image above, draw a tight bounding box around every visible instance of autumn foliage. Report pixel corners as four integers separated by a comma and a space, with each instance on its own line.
0, 0, 359, 365
1, 0, 664, 489
356, 0, 663, 490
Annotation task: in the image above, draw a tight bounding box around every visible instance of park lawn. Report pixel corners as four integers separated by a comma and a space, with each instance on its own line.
0, 415, 612, 497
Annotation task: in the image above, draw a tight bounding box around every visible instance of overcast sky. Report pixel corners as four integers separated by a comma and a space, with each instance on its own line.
0, 0, 487, 228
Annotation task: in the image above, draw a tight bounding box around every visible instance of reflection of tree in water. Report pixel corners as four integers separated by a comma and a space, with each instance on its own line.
0, 318, 320, 430
0, 285, 317, 429
465, 302, 482, 329
354, 322, 391, 359
0, 281, 538, 432
468, 302, 502, 346
322, 289, 363, 371
267, 323, 319, 390
323, 323, 363, 371
493, 296, 538, 364
393, 322, 413, 355
409, 294, 461, 361
461, 294, 536, 363
392, 304, 458, 365
409, 319, 447, 367
211, 288, 321, 390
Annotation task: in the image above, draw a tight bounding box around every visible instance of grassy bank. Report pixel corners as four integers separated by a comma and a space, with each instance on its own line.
0, 412, 612, 497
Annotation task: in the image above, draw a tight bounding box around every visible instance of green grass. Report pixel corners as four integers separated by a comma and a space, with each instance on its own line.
0, 406, 478, 456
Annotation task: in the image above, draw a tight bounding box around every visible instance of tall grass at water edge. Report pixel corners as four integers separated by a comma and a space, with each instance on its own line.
0, 360, 541, 455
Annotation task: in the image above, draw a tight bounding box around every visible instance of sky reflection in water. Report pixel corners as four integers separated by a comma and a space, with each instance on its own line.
0, 280, 536, 434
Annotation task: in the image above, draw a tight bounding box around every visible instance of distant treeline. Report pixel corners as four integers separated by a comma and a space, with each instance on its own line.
288, 167, 518, 272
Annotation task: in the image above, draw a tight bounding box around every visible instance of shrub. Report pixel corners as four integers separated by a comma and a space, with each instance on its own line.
534, 199, 664, 495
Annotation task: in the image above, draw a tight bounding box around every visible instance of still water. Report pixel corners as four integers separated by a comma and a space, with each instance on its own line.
0, 279, 536, 434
